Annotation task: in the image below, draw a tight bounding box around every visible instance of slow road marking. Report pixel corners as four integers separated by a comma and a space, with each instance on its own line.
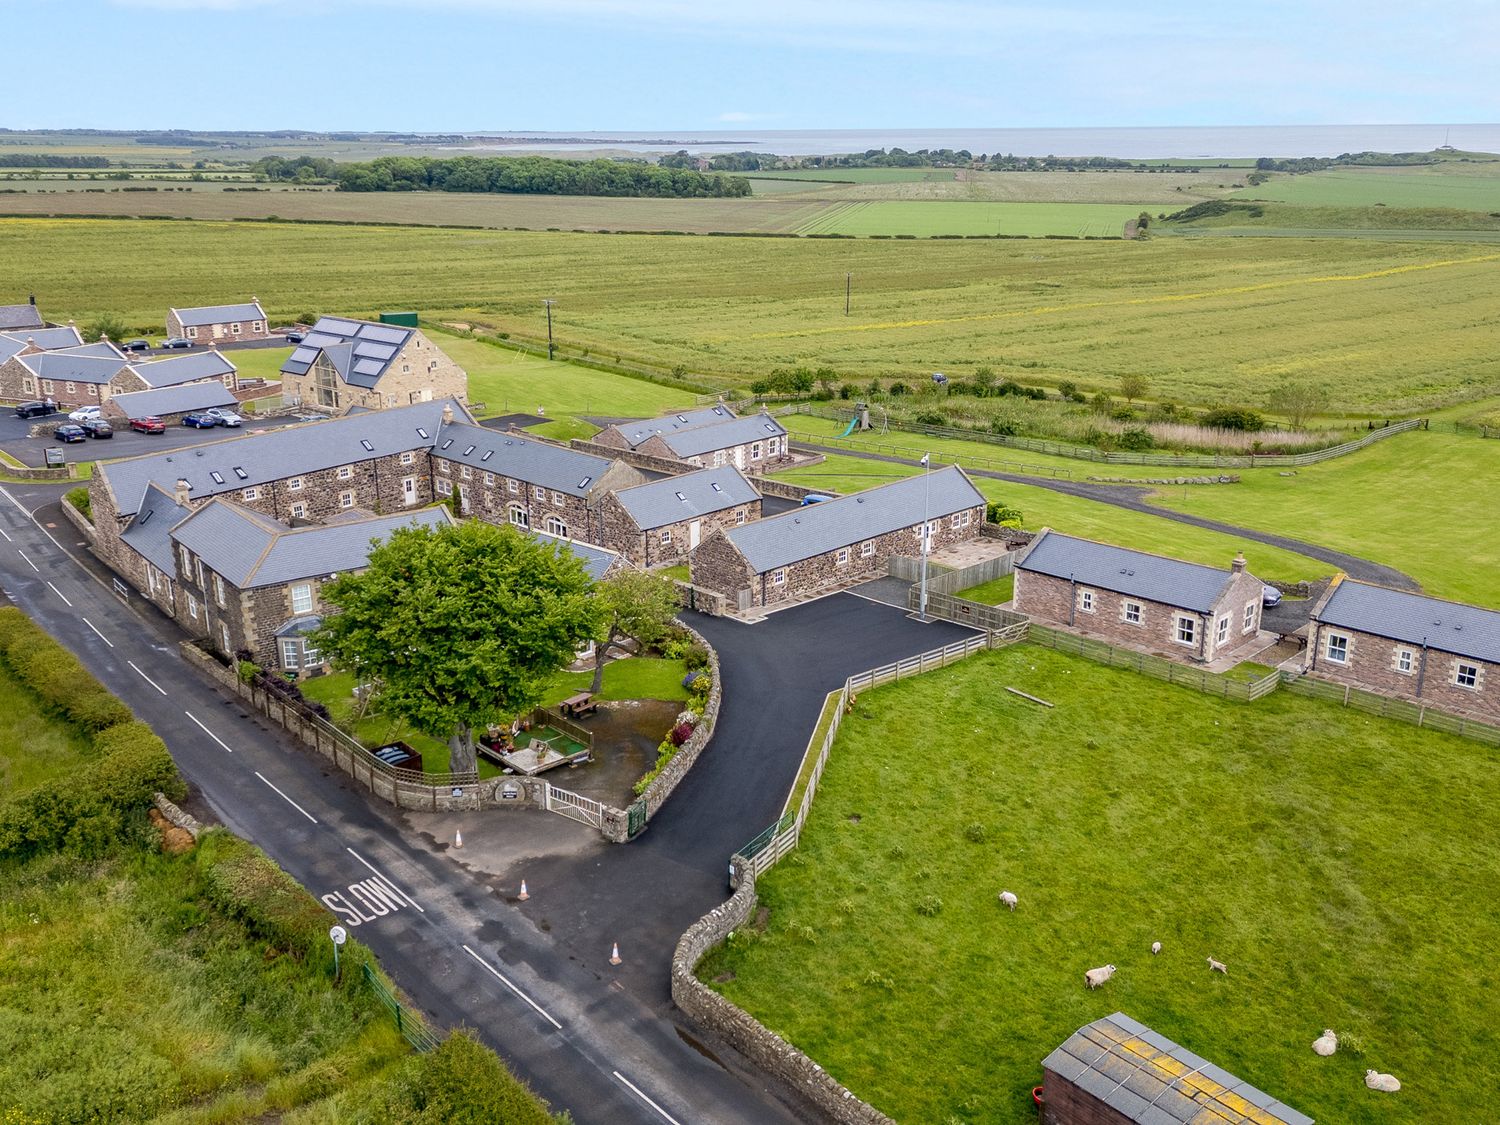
128, 660, 167, 695
461, 944, 563, 1030
254, 770, 317, 823
613, 1071, 684, 1125
346, 847, 425, 913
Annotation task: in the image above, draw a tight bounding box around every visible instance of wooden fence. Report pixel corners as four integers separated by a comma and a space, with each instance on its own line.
888, 551, 1014, 595
1026, 624, 1282, 701
1279, 672, 1500, 746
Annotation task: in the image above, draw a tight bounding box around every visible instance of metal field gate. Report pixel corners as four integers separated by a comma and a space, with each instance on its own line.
544, 783, 605, 828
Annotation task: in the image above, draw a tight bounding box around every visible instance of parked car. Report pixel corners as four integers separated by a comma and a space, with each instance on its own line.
80, 418, 113, 439
13, 400, 56, 419
285, 330, 307, 344
68, 405, 102, 423
1262, 585, 1283, 607
53, 424, 87, 443
129, 416, 166, 434
181, 412, 220, 428
121, 339, 151, 353
161, 337, 193, 350
204, 408, 243, 427
800, 494, 833, 506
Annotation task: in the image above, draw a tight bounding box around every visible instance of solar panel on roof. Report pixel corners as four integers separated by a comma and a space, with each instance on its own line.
303, 334, 341, 347
321, 318, 361, 331
361, 325, 408, 344
352, 342, 398, 360
353, 359, 384, 376
290, 347, 319, 363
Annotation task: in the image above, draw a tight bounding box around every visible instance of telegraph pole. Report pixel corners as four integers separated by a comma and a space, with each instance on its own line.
543, 299, 555, 360
845, 272, 851, 316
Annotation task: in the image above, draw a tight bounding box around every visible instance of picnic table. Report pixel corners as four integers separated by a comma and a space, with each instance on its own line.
559, 692, 598, 718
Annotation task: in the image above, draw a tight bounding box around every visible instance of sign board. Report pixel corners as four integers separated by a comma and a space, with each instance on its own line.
44, 447, 65, 467
500, 782, 521, 801
329, 924, 347, 946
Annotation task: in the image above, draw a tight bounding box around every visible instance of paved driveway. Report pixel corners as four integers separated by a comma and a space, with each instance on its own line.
0, 412, 310, 466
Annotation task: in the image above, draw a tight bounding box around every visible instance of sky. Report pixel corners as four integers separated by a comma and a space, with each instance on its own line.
3, 0, 1497, 132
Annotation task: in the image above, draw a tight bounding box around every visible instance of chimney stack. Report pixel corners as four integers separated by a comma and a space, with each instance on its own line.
1231, 553, 1247, 575
441, 403, 454, 425
174, 478, 191, 507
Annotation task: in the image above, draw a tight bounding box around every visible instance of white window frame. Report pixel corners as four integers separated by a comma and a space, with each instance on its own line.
483, 472, 494, 487
1243, 601, 1257, 633
507, 479, 520, 494
861, 540, 876, 558
252, 321, 264, 333
544, 516, 568, 538
1395, 648, 1415, 675
1078, 588, 1095, 614
1324, 632, 1350, 665
400, 451, 416, 466
436, 478, 453, 496
1123, 601, 1142, 625
751, 442, 762, 459
1215, 614, 1230, 646
213, 573, 225, 607
230, 322, 242, 335
280, 638, 300, 670
836, 547, 850, 565
1455, 662, 1479, 690
187, 594, 198, 620
290, 502, 306, 519
340, 491, 355, 509
65, 381, 76, 395
438, 460, 450, 474
1175, 615, 1197, 647
533, 485, 546, 501
219, 622, 231, 652
771, 568, 786, 586
552, 490, 565, 507
302, 637, 321, 667
951, 513, 962, 530
242, 487, 259, 501
735, 508, 747, 525
509, 505, 529, 528
287, 476, 304, 492
337, 465, 353, 480
659, 529, 672, 545
186, 326, 198, 339
290, 582, 314, 615
179, 544, 192, 574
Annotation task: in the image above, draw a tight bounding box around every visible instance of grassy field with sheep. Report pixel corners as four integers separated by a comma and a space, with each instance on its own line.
700, 644, 1500, 1124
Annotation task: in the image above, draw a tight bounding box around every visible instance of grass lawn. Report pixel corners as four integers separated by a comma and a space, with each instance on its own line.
0, 662, 98, 796
658, 563, 690, 583
545, 656, 689, 704
703, 645, 1500, 1124
956, 571, 1013, 604
527, 416, 599, 442
227, 345, 294, 385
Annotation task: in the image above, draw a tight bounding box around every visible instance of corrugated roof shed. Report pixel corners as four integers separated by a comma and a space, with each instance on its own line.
723, 466, 982, 572
1018, 530, 1238, 614
431, 421, 615, 497
658, 412, 788, 459
1042, 1012, 1314, 1125
171, 301, 266, 327
131, 350, 236, 388
614, 405, 737, 448
1317, 579, 1500, 665
280, 316, 415, 389
612, 465, 759, 530
110, 382, 237, 418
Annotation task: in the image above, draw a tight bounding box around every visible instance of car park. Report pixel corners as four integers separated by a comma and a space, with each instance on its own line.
68, 405, 102, 423
204, 408, 243, 427
161, 337, 193, 349
181, 412, 222, 428
53, 424, 87, 443
129, 416, 167, 434
285, 330, 307, 344
80, 418, 113, 439
122, 339, 151, 353
13, 400, 56, 419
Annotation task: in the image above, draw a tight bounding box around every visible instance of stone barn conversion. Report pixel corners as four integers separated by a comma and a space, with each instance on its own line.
279, 316, 467, 414
592, 404, 789, 471
594, 465, 762, 567
1306, 576, 1500, 722
690, 466, 984, 610
0, 298, 47, 333
166, 299, 271, 343
105, 381, 239, 424
1040, 1012, 1312, 1125
1015, 530, 1267, 665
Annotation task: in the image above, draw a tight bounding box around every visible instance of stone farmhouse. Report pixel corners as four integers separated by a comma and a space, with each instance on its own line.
691, 466, 984, 610
280, 316, 466, 414
1014, 530, 1266, 664
105, 381, 239, 424
1305, 577, 1500, 722
593, 465, 761, 567
166, 299, 271, 343
592, 404, 790, 471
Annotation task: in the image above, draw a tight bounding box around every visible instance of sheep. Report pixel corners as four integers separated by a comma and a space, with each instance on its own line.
1207, 957, 1228, 975
1312, 1030, 1338, 1057
1365, 1070, 1401, 1093
1084, 964, 1117, 990
1151, 941, 1162, 955
998, 891, 1018, 912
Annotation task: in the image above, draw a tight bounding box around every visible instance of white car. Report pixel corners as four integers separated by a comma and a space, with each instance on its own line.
68, 405, 102, 423
204, 408, 243, 427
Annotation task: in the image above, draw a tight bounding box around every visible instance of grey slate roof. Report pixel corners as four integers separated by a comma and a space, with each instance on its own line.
1316, 578, 1500, 664
0, 326, 83, 358
533, 531, 619, 581
723, 466, 983, 573
1042, 1012, 1313, 1125
657, 412, 788, 459
171, 301, 266, 328
614, 405, 737, 448
100, 399, 463, 517
110, 381, 236, 418
612, 465, 759, 530
171, 500, 453, 588
432, 421, 615, 497
131, 350, 236, 389
0, 303, 45, 331
280, 316, 414, 389
17, 348, 129, 385
119, 482, 193, 575
1018, 530, 1239, 614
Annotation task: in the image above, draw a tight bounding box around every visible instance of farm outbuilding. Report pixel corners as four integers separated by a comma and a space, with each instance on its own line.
1040, 1012, 1312, 1125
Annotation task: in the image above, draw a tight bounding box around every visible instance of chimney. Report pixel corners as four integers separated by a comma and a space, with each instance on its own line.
174, 478, 191, 507
1231, 553, 1247, 575
441, 403, 454, 425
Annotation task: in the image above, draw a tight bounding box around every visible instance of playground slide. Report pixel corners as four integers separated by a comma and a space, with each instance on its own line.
838, 417, 858, 437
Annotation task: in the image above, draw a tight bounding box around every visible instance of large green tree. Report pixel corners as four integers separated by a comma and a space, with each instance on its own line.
314, 521, 599, 774
590, 570, 681, 695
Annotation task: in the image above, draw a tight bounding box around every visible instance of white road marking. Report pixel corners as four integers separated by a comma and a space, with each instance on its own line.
127, 660, 168, 695
185, 710, 233, 753
461, 944, 564, 1030
81, 617, 114, 648
46, 581, 72, 606
346, 847, 425, 913
0, 526, 10, 541
254, 771, 318, 823
16, 549, 38, 572
612, 1071, 684, 1125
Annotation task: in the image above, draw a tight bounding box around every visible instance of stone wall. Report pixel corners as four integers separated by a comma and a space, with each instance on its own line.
153, 793, 204, 839
1307, 624, 1500, 722
639, 620, 721, 818
58, 494, 96, 542
594, 490, 759, 568
570, 438, 697, 478
671, 869, 896, 1125
746, 474, 833, 502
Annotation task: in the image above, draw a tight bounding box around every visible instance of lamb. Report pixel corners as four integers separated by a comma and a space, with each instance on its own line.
1084, 964, 1117, 990
1207, 957, 1228, 975
1365, 1070, 1401, 1093
1151, 941, 1162, 955
998, 891, 1018, 911
1312, 1030, 1338, 1057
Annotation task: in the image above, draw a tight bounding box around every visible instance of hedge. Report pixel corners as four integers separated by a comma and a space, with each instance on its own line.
197, 831, 348, 963
0, 607, 132, 731
351, 1030, 556, 1125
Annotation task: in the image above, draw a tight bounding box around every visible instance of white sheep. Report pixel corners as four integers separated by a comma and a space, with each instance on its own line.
1084, 964, 1117, 990
1312, 1030, 1338, 1057
1207, 957, 1228, 975
998, 891, 1018, 911
1151, 941, 1162, 955
1365, 1070, 1401, 1092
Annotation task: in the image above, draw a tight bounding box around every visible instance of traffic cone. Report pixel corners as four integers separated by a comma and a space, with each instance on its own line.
454, 828, 463, 848
609, 942, 622, 965
518, 880, 529, 901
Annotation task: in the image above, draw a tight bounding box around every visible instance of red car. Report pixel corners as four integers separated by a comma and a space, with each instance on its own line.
129, 416, 166, 434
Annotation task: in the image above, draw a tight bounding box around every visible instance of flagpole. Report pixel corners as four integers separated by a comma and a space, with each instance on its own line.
919, 453, 931, 621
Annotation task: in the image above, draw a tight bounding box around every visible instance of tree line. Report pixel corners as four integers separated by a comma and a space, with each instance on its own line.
0, 154, 110, 168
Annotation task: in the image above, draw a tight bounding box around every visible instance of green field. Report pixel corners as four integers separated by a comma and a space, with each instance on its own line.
746, 168, 957, 185
9, 218, 1500, 413
793, 200, 1138, 237
1238, 166, 1500, 210
704, 645, 1500, 1124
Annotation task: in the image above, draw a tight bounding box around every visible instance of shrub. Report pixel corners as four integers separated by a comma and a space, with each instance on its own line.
1117, 427, 1156, 451
914, 409, 946, 426
668, 721, 695, 747
0, 607, 132, 731
360, 1029, 555, 1125
963, 822, 987, 843
888, 382, 910, 396
1201, 406, 1266, 432
839, 383, 856, 400
682, 642, 710, 671
65, 486, 91, 520
986, 502, 1023, 526
916, 895, 943, 916
198, 831, 338, 960
989, 417, 1019, 436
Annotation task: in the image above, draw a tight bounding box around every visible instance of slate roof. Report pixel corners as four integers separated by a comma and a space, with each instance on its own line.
657, 412, 788, 459
613, 405, 737, 448
16, 348, 129, 385
100, 399, 464, 518
131, 350, 236, 389
1316, 579, 1500, 665
280, 316, 415, 389
171, 500, 453, 589
611, 466, 759, 530
119, 482, 193, 575
0, 326, 83, 359
110, 381, 236, 418
533, 531, 619, 581
431, 421, 615, 497
62, 340, 127, 359
0, 303, 45, 331
171, 301, 266, 328
1042, 1012, 1313, 1125
722, 466, 983, 572
1018, 530, 1242, 614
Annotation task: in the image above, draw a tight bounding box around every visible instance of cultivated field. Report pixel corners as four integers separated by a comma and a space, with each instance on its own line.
7, 218, 1500, 412
704, 645, 1500, 1124
756, 168, 1236, 205
792, 200, 1139, 237
1237, 164, 1500, 210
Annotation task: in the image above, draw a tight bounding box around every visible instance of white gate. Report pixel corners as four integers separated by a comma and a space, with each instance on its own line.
544, 783, 604, 828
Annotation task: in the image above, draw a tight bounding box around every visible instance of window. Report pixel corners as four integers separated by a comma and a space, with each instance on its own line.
252, 321, 264, 333
771, 568, 786, 586
280, 639, 300, 671
751, 442, 762, 459
436, 479, 453, 496
713, 450, 726, 467
544, 516, 568, 537
534, 486, 545, 501
1243, 602, 1257, 633
302, 637, 321, 667
337, 465, 353, 481
735, 508, 747, 525
1175, 616, 1197, 646
220, 623, 231, 652
400, 452, 415, 466
552, 490, 565, 506
1325, 633, 1349, 664
88, 385, 98, 398
287, 477, 304, 492
42, 380, 54, 395
290, 502, 306, 519
1078, 588, 1095, 613
1396, 648, 1415, 675
179, 544, 192, 573
186, 326, 198, 339
195, 558, 204, 587
507, 479, 519, 494
768, 438, 780, 455
230, 322, 241, 334
1215, 615, 1230, 646
660, 529, 672, 544
438, 460, 450, 474
861, 540, 876, 558
187, 594, 198, 620
340, 491, 355, 509
951, 513, 962, 530
1123, 601, 1142, 625
836, 547, 850, 565
212, 573, 225, 607
483, 472, 494, 487
509, 506, 529, 528
65, 381, 76, 394
1455, 663, 1479, 689
242, 487, 259, 501
290, 583, 314, 615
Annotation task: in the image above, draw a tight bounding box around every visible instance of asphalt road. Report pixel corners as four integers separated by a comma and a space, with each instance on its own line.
0, 412, 311, 466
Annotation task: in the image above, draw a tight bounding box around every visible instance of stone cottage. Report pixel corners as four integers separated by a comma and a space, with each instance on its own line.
166, 299, 271, 343
279, 316, 466, 414
592, 404, 790, 472
593, 465, 762, 567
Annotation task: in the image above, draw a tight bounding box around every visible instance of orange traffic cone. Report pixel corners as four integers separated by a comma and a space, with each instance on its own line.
454, 828, 463, 848
518, 880, 529, 901
609, 942, 622, 965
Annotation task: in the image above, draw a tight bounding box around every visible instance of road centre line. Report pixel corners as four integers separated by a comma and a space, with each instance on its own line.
127, 660, 168, 695
461, 944, 564, 1030
185, 710, 233, 752
16, 549, 38, 572
82, 617, 114, 647
346, 847, 425, 913
46, 580, 72, 606
0, 526, 10, 541
612, 1071, 684, 1125
254, 771, 318, 823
